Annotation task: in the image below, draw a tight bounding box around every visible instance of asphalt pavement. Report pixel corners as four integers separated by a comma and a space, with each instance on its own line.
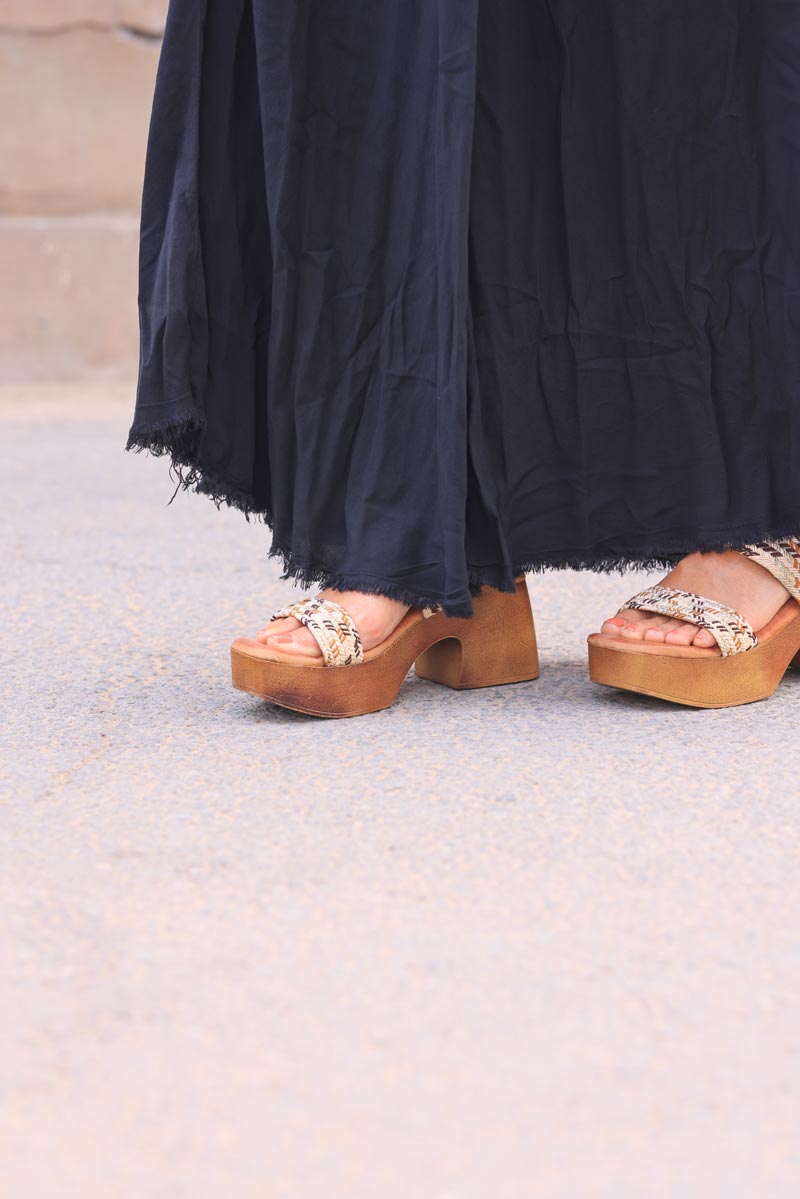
2, 386, 799, 1198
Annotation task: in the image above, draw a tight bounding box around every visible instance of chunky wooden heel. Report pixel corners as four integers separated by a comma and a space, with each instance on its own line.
232, 578, 539, 718
415, 580, 539, 689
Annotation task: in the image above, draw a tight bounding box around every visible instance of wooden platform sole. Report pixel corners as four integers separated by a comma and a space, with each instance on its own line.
231, 580, 539, 718
587, 600, 800, 709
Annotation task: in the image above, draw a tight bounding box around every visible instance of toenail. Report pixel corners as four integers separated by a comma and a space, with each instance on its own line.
608, 617, 625, 627
272, 634, 293, 643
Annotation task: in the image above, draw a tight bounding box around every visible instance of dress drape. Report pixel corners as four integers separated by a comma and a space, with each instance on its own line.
129, 0, 800, 615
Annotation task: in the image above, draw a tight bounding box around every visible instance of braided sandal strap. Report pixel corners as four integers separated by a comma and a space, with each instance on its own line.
619, 585, 758, 658
270, 597, 364, 667
740, 538, 800, 605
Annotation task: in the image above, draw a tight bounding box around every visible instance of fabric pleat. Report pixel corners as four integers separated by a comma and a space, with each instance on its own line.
129, 0, 800, 615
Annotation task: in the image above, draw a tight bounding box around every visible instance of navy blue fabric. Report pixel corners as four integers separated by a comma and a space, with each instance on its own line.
130, 1, 800, 615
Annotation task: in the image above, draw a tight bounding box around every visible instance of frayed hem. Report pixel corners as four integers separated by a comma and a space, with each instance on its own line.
268, 547, 480, 618
511, 522, 800, 579
123, 422, 800, 613
125, 411, 271, 522
124, 417, 482, 614
126, 406, 205, 463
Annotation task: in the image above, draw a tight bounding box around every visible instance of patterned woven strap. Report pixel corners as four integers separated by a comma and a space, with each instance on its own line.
740, 538, 800, 605
620, 585, 758, 657
270, 596, 364, 667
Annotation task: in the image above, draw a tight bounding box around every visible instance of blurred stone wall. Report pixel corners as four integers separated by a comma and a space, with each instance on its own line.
0, 1, 168, 381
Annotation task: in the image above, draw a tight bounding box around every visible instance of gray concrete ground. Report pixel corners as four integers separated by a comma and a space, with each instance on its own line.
2, 386, 800, 1198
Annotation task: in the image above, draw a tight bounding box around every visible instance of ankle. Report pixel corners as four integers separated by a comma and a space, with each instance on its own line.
318, 589, 409, 650
666, 549, 791, 627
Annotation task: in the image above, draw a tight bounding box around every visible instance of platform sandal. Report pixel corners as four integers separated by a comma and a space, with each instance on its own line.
587, 538, 800, 708
231, 578, 539, 718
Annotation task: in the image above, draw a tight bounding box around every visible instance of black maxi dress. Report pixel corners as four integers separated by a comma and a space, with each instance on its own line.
128, 1, 800, 616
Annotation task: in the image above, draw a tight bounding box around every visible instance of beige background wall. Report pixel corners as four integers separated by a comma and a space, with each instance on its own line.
0, 1, 169, 381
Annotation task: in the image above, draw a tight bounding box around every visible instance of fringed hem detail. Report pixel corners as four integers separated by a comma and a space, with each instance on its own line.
126, 405, 205, 463
266, 547, 480, 618
124, 417, 800, 615
125, 410, 269, 522
509, 522, 800, 580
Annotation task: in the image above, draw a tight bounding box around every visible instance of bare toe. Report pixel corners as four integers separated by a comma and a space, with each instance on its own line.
618, 611, 655, 640
692, 627, 717, 648
608, 610, 652, 640
254, 616, 322, 657
664, 621, 701, 646
266, 627, 323, 659
644, 625, 667, 642
638, 615, 671, 639
255, 615, 297, 644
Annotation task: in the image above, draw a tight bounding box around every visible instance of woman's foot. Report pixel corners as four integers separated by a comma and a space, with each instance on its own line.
255, 590, 410, 659
599, 550, 791, 647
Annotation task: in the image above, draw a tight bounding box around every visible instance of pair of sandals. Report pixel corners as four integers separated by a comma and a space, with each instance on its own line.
231, 538, 800, 718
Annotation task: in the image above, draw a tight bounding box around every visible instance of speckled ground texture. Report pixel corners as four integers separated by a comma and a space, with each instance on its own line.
2, 387, 800, 1199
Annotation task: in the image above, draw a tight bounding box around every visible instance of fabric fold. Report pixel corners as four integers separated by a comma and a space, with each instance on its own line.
129, 0, 800, 614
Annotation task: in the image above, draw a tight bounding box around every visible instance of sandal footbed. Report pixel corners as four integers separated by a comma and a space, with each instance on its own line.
232, 581, 540, 718
588, 599, 800, 708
